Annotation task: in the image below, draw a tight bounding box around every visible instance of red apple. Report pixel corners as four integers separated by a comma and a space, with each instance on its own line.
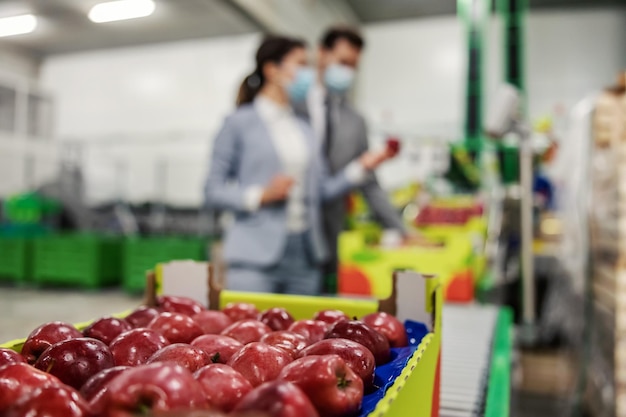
288, 320, 329, 344
326, 319, 391, 365
221, 320, 272, 345
258, 308, 295, 331
124, 306, 160, 328
109, 328, 169, 367
228, 342, 292, 387
313, 310, 349, 326
6, 385, 91, 417
83, 316, 132, 346
148, 312, 204, 344
34, 337, 114, 390
21, 321, 82, 364
278, 355, 364, 417
192, 310, 233, 334
147, 343, 211, 372
80, 365, 130, 401
194, 364, 253, 412
222, 303, 259, 322
0, 348, 25, 367
386, 137, 401, 156
299, 338, 375, 389
260, 331, 309, 359
157, 295, 205, 317
93, 363, 207, 415
362, 312, 408, 348
0, 363, 62, 413
233, 381, 319, 417
191, 334, 243, 364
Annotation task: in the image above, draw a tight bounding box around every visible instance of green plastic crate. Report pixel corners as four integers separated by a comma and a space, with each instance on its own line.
0, 238, 31, 282
123, 237, 208, 294
32, 234, 122, 289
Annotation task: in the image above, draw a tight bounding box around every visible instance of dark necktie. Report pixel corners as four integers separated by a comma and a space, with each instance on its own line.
322, 95, 333, 158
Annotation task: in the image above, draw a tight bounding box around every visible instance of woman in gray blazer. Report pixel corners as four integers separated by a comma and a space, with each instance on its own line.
205, 36, 392, 295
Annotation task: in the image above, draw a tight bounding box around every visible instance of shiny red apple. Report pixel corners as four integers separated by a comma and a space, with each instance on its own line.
148, 312, 204, 344
0, 363, 63, 413
0, 347, 25, 367
288, 320, 329, 344
362, 312, 408, 347
386, 137, 401, 156
258, 308, 295, 331
221, 319, 272, 345
222, 303, 259, 322
147, 343, 211, 372
260, 331, 309, 359
192, 310, 233, 334
83, 316, 132, 346
233, 381, 319, 417
313, 310, 349, 326
21, 321, 82, 364
157, 295, 205, 317
6, 385, 91, 417
191, 334, 243, 364
124, 306, 160, 328
326, 319, 391, 365
194, 364, 253, 412
278, 354, 364, 417
228, 342, 292, 387
79, 365, 130, 401
34, 337, 114, 390
299, 338, 375, 389
109, 328, 169, 367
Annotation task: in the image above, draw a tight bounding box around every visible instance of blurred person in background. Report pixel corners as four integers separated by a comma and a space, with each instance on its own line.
293, 26, 426, 291
204, 36, 396, 296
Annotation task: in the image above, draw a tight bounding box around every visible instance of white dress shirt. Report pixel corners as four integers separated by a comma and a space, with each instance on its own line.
307, 81, 327, 145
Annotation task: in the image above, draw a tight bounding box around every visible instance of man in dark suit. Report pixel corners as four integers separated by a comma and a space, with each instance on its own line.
295, 26, 420, 293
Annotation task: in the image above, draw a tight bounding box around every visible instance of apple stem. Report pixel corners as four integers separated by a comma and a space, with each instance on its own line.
211, 353, 221, 363
45, 359, 55, 373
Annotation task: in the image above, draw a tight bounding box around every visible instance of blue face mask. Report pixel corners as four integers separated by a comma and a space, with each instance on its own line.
286, 67, 314, 102
324, 64, 355, 94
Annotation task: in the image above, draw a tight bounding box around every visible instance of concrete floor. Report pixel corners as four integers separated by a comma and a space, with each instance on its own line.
0, 285, 141, 342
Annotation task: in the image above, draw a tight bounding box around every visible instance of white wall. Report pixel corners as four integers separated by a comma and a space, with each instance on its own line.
0, 46, 39, 83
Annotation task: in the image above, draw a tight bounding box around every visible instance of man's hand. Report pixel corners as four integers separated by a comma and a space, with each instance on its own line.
260, 174, 294, 205
358, 147, 398, 171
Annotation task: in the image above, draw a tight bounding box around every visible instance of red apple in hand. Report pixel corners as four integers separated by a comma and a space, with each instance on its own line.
6, 385, 91, 417
362, 312, 408, 347
233, 381, 319, 417
34, 337, 114, 390
326, 319, 391, 365
93, 363, 207, 415
194, 364, 253, 412
228, 342, 292, 387
147, 343, 211, 372
191, 334, 243, 364
80, 365, 130, 401
299, 338, 375, 389
158, 295, 205, 317
221, 320, 272, 345
313, 310, 348, 326
83, 316, 132, 345
0, 348, 25, 367
148, 312, 204, 344
260, 331, 309, 359
192, 311, 233, 334
386, 137, 401, 156
125, 306, 160, 328
258, 308, 295, 331
222, 303, 259, 322
288, 320, 329, 344
0, 363, 62, 413
21, 321, 82, 364
109, 328, 169, 367
278, 354, 364, 417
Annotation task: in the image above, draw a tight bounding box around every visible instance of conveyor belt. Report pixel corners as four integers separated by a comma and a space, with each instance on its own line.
441, 305, 511, 417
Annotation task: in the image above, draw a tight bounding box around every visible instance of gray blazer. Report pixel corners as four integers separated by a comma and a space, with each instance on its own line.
294, 96, 406, 263
204, 104, 355, 267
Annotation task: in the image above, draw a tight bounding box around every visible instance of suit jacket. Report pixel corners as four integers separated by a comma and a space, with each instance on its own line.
204, 104, 355, 267
294, 94, 406, 262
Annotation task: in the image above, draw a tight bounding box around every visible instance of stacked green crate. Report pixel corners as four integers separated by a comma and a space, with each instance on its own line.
122, 237, 208, 294
32, 234, 122, 289
0, 224, 50, 282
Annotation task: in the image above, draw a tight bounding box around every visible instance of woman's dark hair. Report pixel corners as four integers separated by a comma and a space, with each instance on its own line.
237, 35, 307, 106
320, 26, 364, 51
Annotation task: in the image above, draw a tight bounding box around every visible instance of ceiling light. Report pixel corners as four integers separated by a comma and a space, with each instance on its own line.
88, 0, 155, 23
0, 14, 37, 38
